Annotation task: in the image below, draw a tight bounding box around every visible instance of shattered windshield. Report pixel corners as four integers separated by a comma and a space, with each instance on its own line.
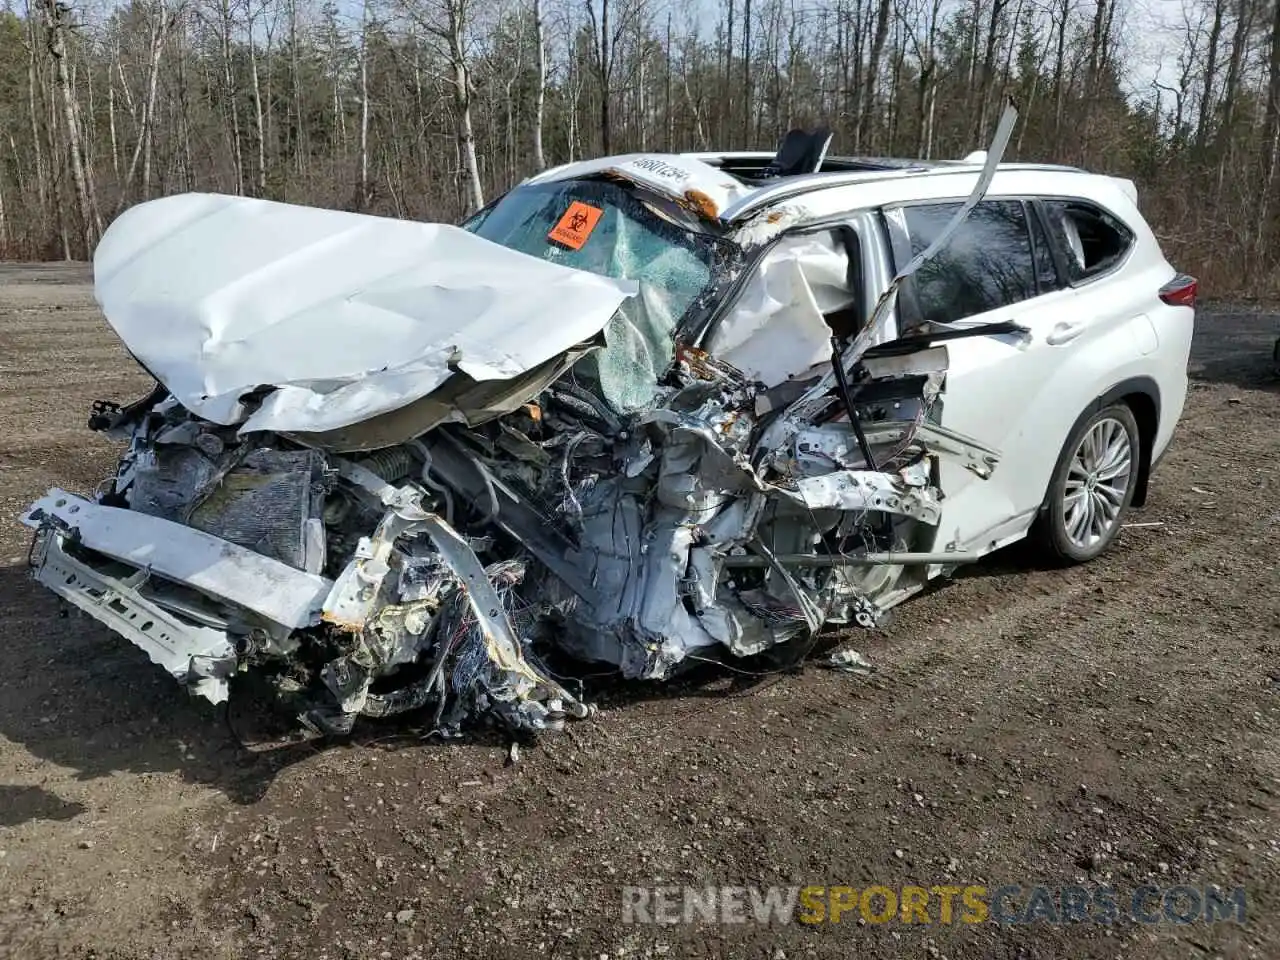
464, 178, 723, 412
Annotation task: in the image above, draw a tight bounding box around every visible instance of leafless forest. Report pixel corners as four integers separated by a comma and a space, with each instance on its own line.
0, 0, 1276, 295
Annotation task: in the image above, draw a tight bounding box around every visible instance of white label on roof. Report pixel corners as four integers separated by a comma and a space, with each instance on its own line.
608, 155, 752, 219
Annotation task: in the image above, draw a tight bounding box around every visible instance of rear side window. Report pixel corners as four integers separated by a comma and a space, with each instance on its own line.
901, 200, 1039, 326
1041, 200, 1133, 282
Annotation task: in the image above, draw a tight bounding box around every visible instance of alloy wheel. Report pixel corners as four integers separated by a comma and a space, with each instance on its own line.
1062, 416, 1133, 550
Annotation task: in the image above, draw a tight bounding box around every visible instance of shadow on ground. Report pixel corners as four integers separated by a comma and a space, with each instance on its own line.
0, 553, 779, 800
0, 562, 322, 806
0, 785, 87, 827
0, 555, 854, 810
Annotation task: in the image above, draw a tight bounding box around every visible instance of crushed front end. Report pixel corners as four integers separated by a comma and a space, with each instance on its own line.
20, 184, 1003, 737
23, 394, 593, 735
22, 336, 990, 737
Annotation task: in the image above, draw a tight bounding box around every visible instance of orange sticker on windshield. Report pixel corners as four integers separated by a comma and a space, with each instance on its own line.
548, 201, 603, 249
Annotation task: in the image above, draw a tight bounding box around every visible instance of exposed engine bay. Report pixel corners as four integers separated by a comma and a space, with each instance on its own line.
23, 334, 997, 737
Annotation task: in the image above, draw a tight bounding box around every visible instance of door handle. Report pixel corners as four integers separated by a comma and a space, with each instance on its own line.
1045, 321, 1085, 345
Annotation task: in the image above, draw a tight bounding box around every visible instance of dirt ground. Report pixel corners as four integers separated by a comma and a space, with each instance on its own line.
0, 262, 1277, 960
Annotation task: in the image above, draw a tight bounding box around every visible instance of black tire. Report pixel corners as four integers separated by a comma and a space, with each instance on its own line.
1032, 402, 1140, 565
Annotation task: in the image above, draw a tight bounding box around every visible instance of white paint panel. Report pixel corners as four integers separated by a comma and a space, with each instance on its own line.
93, 193, 635, 434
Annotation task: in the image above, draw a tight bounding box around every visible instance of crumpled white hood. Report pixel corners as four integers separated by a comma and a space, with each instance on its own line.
94, 193, 635, 434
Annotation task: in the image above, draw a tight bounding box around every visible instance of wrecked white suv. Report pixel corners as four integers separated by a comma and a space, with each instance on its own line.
20, 110, 1196, 735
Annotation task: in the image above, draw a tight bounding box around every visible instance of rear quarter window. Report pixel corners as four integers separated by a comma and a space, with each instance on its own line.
1040, 200, 1134, 283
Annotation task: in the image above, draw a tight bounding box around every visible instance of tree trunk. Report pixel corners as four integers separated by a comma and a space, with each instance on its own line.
664, 11, 673, 149
1081, 0, 1112, 154
1195, 0, 1226, 151
175, 14, 195, 191
742, 0, 752, 140
290, 0, 304, 175
358, 0, 371, 208
248, 15, 267, 197
1016, 27, 1055, 154
121, 4, 168, 208
915, 62, 930, 156
218, 0, 244, 195
25, 1, 48, 215
108, 76, 120, 179
447, 0, 484, 213
965, 0, 980, 97
1256, 0, 1280, 260
1218, 0, 1252, 139
860, 0, 890, 151
886, 19, 903, 151
724, 0, 734, 145
599, 0, 612, 153
924, 72, 936, 158
1214, 0, 1254, 196
532, 0, 547, 169
42, 0, 101, 256
1051, 0, 1070, 153
976, 0, 1008, 141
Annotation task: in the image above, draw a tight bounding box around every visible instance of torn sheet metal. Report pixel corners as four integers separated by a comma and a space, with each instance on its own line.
29, 531, 237, 703
93, 193, 635, 436
22, 488, 332, 629
868, 422, 1002, 479
417, 514, 591, 730
733, 204, 813, 249
289, 346, 599, 453
861, 345, 949, 379
774, 469, 942, 523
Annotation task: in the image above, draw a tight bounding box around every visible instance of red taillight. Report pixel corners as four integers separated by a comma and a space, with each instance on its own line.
1159, 273, 1198, 308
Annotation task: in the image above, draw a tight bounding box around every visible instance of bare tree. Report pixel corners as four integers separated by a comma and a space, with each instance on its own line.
531, 0, 547, 169
860, 0, 890, 150
1050, 0, 1071, 152
397, 0, 484, 211
41, 0, 101, 254
358, 0, 372, 208
1195, 0, 1226, 150
118, 0, 174, 208
585, 0, 644, 153
898, 0, 944, 157
247, 0, 269, 196
1257, 0, 1280, 257
23, 0, 49, 218
0, 0, 1275, 298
